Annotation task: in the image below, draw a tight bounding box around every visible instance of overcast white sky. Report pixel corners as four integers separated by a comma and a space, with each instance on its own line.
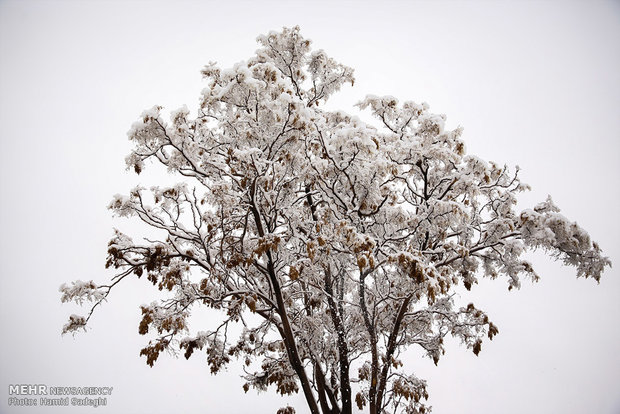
1, 1, 619, 413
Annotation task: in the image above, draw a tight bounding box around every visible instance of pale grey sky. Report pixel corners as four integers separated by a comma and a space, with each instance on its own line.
1, 1, 619, 413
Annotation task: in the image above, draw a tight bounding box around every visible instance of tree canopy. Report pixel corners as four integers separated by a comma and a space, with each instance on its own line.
61, 26, 610, 414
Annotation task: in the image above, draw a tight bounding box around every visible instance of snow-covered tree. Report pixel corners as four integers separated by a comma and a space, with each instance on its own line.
61, 27, 610, 414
